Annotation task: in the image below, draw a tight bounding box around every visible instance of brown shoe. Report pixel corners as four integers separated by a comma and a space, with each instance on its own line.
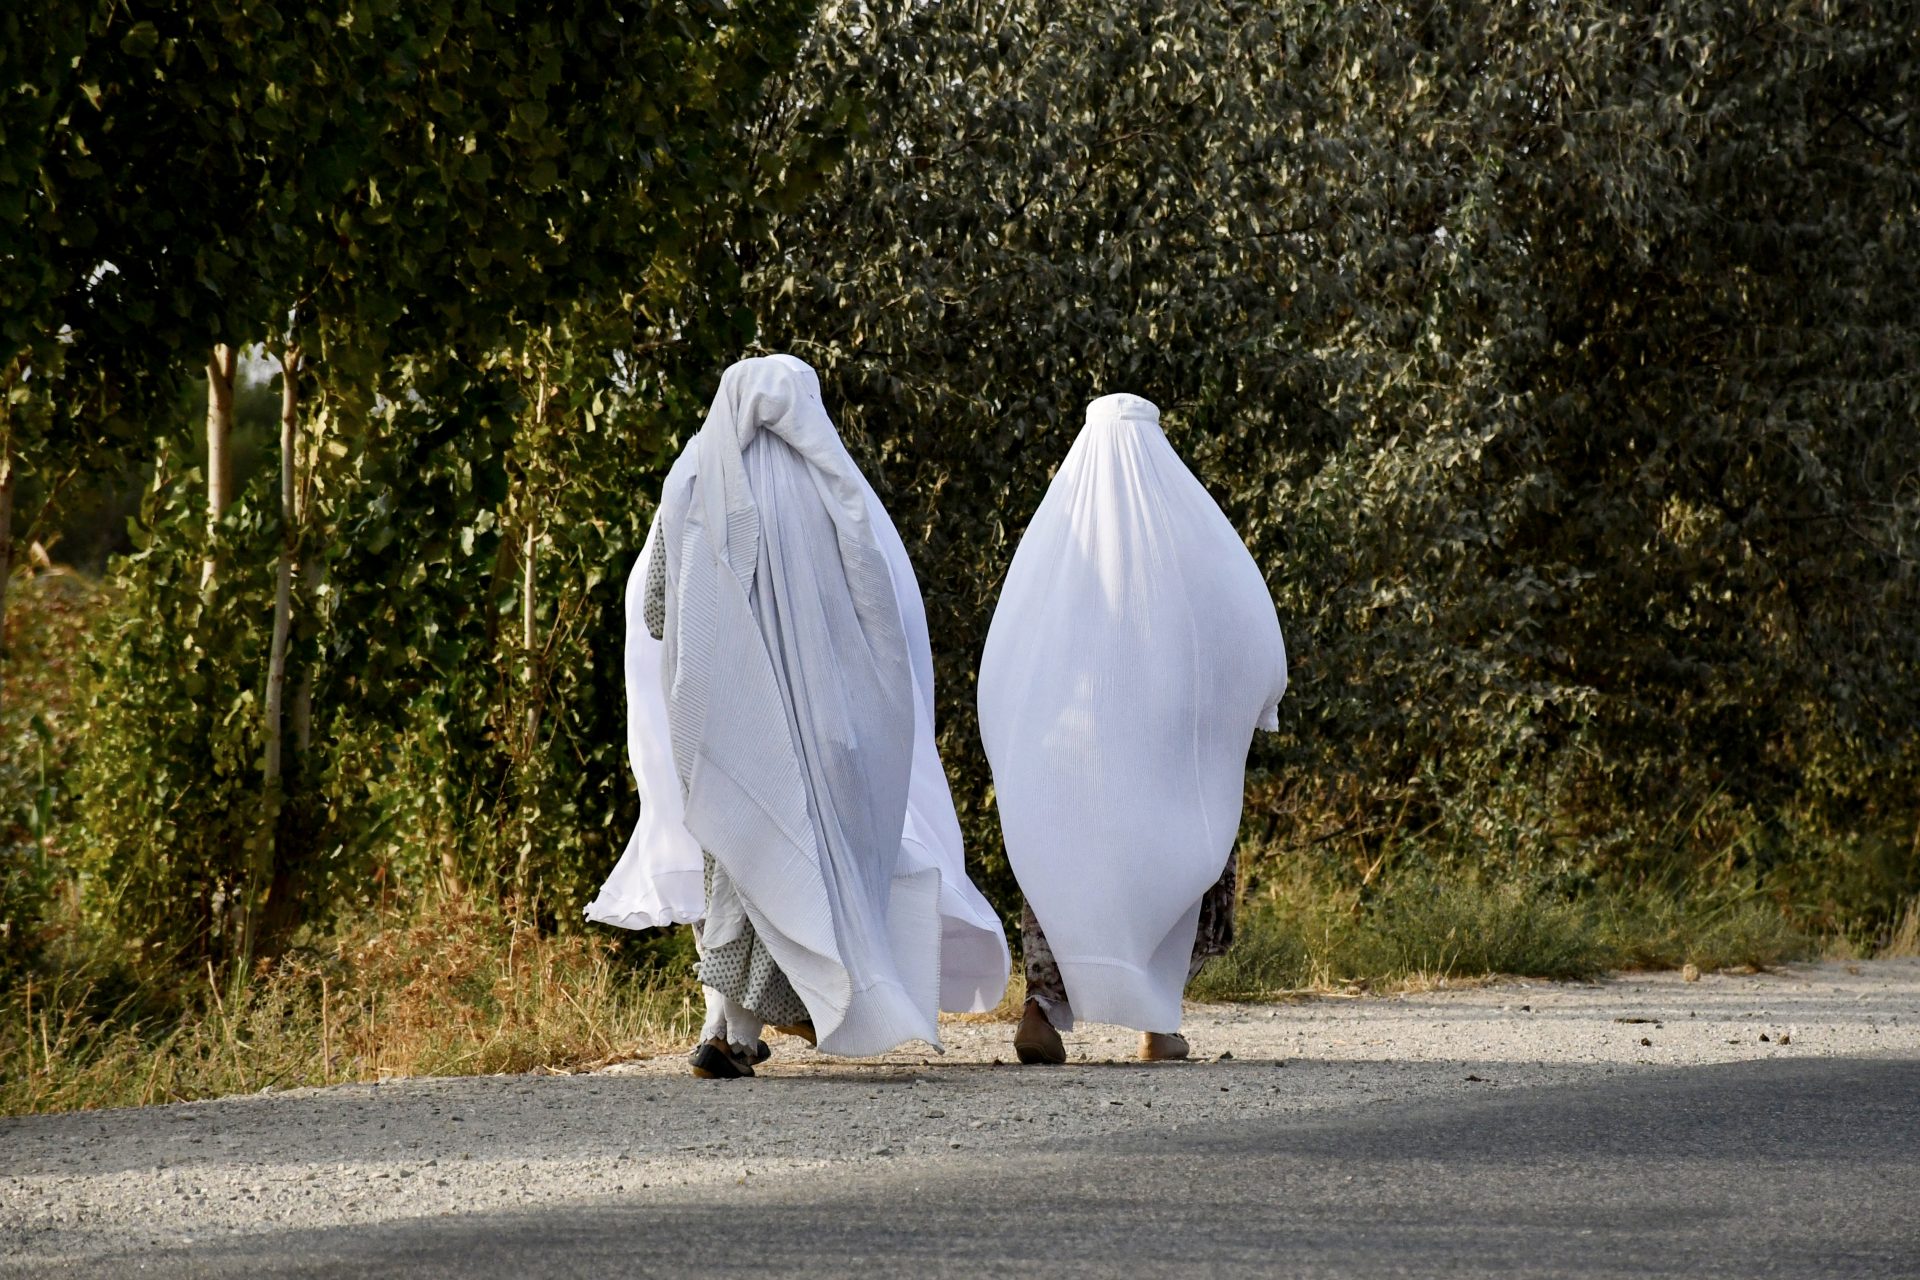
1139, 1031, 1190, 1061
771, 1020, 817, 1047
1014, 999, 1067, 1065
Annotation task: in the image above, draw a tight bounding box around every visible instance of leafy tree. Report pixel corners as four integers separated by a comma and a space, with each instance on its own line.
750, 0, 1920, 922
14, 0, 1916, 978
54, 0, 831, 965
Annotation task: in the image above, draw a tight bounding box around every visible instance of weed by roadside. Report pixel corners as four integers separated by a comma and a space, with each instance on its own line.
1885, 897, 1920, 960
1188, 871, 1815, 1002
0, 895, 698, 1116
0, 872, 1856, 1114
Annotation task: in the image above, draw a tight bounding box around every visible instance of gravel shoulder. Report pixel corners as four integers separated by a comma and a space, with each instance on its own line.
3, 957, 1915, 1271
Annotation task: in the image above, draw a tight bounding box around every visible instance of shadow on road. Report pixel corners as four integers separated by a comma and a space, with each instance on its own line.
39, 1056, 1913, 1279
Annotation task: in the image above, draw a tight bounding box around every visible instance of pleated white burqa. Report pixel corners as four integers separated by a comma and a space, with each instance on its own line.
584, 356, 1008, 1053
978, 393, 1288, 1033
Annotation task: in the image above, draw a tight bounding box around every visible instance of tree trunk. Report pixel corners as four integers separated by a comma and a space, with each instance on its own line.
511, 375, 545, 900
264, 348, 298, 794
523, 372, 546, 752
291, 387, 318, 764
522, 518, 537, 746
244, 345, 300, 966
293, 558, 317, 758
0, 445, 14, 711
0, 353, 16, 709
202, 344, 237, 593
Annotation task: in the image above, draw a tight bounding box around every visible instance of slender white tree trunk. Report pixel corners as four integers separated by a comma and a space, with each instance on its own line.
522, 520, 537, 743
264, 347, 298, 793
0, 358, 16, 706
292, 601, 314, 756
292, 407, 317, 762
245, 345, 300, 964
202, 344, 236, 593
523, 372, 546, 751
512, 374, 546, 900
0, 444, 14, 711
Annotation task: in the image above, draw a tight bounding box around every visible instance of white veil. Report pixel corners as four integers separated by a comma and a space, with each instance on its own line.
977, 393, 1287, 1032
586, 356, 1008, 1050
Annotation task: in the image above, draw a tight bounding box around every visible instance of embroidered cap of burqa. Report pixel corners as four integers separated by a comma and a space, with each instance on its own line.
586, 356, 1006, 1052
978, 393, 1288, 1033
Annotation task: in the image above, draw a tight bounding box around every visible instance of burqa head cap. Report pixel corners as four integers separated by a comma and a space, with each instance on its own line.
1085, 393, 1160, 429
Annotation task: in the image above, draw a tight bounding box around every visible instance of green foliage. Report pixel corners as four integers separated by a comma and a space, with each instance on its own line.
3, 0, 1914, 994
38, 1, 835, 963
71, 437, 284, 964
1187, 867, 1813, 1000
750, 0, 1920, 922
0, 574, 98, 983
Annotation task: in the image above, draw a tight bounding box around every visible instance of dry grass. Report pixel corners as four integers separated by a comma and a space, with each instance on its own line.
0, 896, 698, 1116
1187, 870, 1814, 1003
947, 973, 1029, 1024
0, 875, 1832, 1117
0, 858, 1836, 1117
1884, 897, 1920, 959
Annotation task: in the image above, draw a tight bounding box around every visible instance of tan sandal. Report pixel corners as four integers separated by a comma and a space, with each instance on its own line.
1139, 1031, 1190, 1061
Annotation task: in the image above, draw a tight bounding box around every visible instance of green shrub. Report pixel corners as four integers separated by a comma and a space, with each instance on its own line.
1190, 860, 1815, 1002
754, 0, 1920, 926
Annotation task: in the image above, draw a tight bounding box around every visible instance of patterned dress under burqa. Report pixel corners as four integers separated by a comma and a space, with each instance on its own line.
1020, 856, 1237, 1030
642, 532, 810, 1029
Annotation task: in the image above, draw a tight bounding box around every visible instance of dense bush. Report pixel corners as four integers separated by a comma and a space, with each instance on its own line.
0, 575, 96, 982
747, 0, 1920, 927
2, 0, 1914, 986
6, 1, 837, 965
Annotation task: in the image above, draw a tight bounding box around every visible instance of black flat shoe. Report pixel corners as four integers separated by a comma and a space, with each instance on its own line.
689, 1038, 756, 1079
746, 1039, 772, 1065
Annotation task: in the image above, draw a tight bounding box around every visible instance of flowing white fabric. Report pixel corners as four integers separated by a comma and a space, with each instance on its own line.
584, 356, 1008, 1053
854, 466, 1012, 1014
978, 393, 1288, 1033
583, 509, 706, 932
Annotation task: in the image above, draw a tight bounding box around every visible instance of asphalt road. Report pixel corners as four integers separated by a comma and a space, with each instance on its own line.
32, 1056, 1919, 1279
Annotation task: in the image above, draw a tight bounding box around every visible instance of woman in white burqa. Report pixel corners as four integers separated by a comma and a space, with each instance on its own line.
586, 355, 1008, 1077
979, 393, 1288, 1064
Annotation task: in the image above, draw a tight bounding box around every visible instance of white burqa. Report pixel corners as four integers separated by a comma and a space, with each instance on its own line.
978, 393, 1288, 1033
584, 356, 1008, 1054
